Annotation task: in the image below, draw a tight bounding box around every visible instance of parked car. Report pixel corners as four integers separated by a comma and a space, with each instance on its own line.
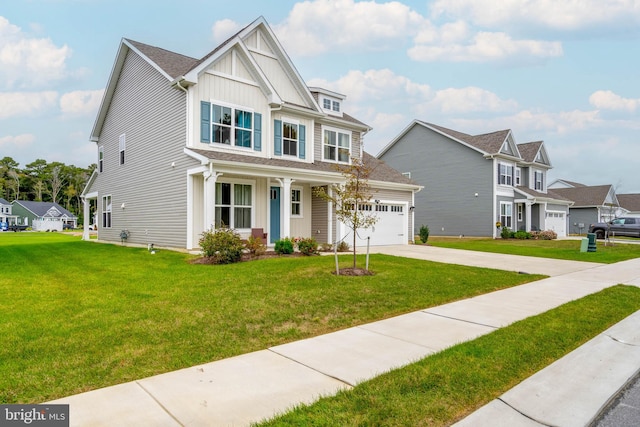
588, 217, 640, 239
8, 224, 28, 232
63, 223, 74, 230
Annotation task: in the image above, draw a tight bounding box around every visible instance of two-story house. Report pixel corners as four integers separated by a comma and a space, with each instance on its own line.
378, 121, 572, 238
81, 17, 420, 250
0, 198, 18, 230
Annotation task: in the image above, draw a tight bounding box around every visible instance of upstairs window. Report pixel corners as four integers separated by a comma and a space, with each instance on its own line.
102, 195, 112, 228
323, 99, 331, 109
98, 146, 104, 173
332, 101, 340, 112
534, 171, 544, 191
201, 101, 261, 151
282, 122, 298, 157
499, 163, 513, 186
119, 134, 126, 165
274, 120, 305, 159
323, 128, 350, 163
514, 167, 521, 186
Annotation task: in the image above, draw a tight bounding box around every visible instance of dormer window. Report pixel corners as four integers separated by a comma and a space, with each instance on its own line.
332, 101, 340, 112
323, 99, 331, 110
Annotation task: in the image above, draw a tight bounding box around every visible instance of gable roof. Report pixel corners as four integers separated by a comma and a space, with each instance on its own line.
378, 120, 515, 159
516, 186, 572, 205
125, 39, 198, 80
549, 179, 587, 189
0, 198, 10, 205
550, 185, 616, 208
12, 201, 77, 218
617, 194, 640, 212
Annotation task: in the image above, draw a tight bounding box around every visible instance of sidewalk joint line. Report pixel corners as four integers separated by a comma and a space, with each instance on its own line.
136, 380, 185, 426
267, 348, 355, 387
421, 311, 499, 330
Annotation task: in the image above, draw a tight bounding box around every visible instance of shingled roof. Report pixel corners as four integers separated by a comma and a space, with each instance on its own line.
550, 185, 614, 207
188, 149, 416, 186
618, 194, 640, 212
517, 141, 543, 163
420, 121, 511, 154
126, 39, 198, 80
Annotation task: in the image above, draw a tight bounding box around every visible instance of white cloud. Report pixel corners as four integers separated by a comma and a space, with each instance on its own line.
60, 89, 104, 116
409, 30, 563, 63
0, 134, 36, 149
0, 16, 72, 89
211, 19, 243, 44
0, 91, 58, 119
430, 0, 640, 31
430, 87, 518, 113
274, 0, 425, 55
589, 90, 640, 112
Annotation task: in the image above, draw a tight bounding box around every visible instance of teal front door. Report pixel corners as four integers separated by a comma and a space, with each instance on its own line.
270, 187, 280, 243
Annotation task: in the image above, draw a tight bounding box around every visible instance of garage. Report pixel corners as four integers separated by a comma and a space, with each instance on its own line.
545, 211, 566, 237
339, 202, 408, 246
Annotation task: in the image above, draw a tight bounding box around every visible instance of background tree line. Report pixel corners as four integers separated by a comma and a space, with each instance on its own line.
0, 156, 95, 222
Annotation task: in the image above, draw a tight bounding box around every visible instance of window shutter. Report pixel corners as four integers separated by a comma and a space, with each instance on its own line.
253, 113, 262, 151
274, 119, 282, 156
298, 124, 306, 159
200, 102, 210, 143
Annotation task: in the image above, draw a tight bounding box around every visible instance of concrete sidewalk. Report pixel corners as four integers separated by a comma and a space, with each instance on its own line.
47, 249, 640, 426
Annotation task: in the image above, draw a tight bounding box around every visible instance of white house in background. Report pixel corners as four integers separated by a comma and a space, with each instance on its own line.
82, 16, 420, 249
10, 200, 77, 231
378, 121, 572, 237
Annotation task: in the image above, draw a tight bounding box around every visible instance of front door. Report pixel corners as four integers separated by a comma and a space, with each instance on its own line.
270, 187, 280, 243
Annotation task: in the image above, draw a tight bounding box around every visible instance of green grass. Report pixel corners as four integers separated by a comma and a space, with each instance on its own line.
0, 233, 544, 403
423, 236, 640, 263
260, 285, 640, 426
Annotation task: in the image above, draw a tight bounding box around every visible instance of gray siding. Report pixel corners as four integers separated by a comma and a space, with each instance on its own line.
381, 125, 494, 236
311, 186, 329, 244
92, 50, 196, 248
568, 208, 598, 234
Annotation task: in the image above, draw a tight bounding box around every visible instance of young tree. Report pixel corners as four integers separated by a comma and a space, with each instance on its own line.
314, 157, 378, 270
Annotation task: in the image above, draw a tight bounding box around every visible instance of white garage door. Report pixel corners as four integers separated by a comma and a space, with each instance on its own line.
339, 203, 407, 246
546, 211, 566, 237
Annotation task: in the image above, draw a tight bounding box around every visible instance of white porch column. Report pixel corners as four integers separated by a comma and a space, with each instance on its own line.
525, 202, 532, 232
82, 197, 90, 241
277, 178, 294, 238
203, 166, 222, 231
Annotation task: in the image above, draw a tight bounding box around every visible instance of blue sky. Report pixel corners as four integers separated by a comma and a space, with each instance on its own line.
1, 0, 639, 192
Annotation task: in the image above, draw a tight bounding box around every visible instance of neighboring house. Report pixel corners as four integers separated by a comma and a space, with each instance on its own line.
548, 180, 621, 233
614, 193, 640, 217
378, 121, 572, 238
0, 198, 19, 230
11, 200, 78, 231
81, 17, 420, 250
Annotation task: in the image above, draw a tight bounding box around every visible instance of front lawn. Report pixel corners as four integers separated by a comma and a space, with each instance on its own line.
424, 236, 640, 263
261, 285, 640, 426
0, 233, 544, 403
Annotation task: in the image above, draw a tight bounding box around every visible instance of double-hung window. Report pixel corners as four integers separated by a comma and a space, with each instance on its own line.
499, 163, 513, 186
500, 202, 513, 229
215, 182, 252, 229
323, 128, 350, 163
534, 171, 544, 191
282, 122, 298, 157
291, 188, 302, 217
98, 146, 104, 173
119, 134, 126, 165
102, 195, 112, 228
514, 167, 521, 186
201, 102, 260, 150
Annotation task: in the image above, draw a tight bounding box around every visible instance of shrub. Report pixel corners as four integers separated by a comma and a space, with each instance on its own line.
319, 243, 333, 252
275, 237, 294, 255
514, 231, 531, 240
419, 224, 430, 244
532, 230, 557, 240
199, 227, 244, 264
296, 237, 318, 256
337, 241, 350, 252
501, 226, 513, 239
245, 235, 266, 257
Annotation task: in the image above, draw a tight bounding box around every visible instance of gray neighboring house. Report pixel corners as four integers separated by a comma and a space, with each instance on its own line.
615, 193, 640, 217
378, 120, 572, 238
81, 17, 420, 249
11, 200, 77, 231
548, 180, 621, 233
1, 198, 18, 228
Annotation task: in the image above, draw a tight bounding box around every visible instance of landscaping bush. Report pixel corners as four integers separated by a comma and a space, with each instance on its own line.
532, 230, 558, 240
296, 237, 318, 256
319, 243, 333, 252
419, 224, 430, 244
501, 226, 514, 239
245, 235, 266, 257
337, 241, 350, 252
199, 227, 244, 264
275, 237, 294, 255
514, 230, 531, 240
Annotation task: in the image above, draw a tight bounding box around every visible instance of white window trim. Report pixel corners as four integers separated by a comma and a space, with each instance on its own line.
517, 203, 523, 222
214, 178, 256, 232
499, 162, 514, 186
98, 146, 104, 173
281, 117, 300, 158
102, 194, 112, 228
291, 186, 303, 218
500, 201, 513, 229
514, 167, 521, 186
322, 125, 351, 164
207, 99, 255, 151
119, 134, 126, 166
534, 170, 545, 191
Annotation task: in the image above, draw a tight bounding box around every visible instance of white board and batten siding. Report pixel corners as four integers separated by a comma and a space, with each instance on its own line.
93, 49, 197, 249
